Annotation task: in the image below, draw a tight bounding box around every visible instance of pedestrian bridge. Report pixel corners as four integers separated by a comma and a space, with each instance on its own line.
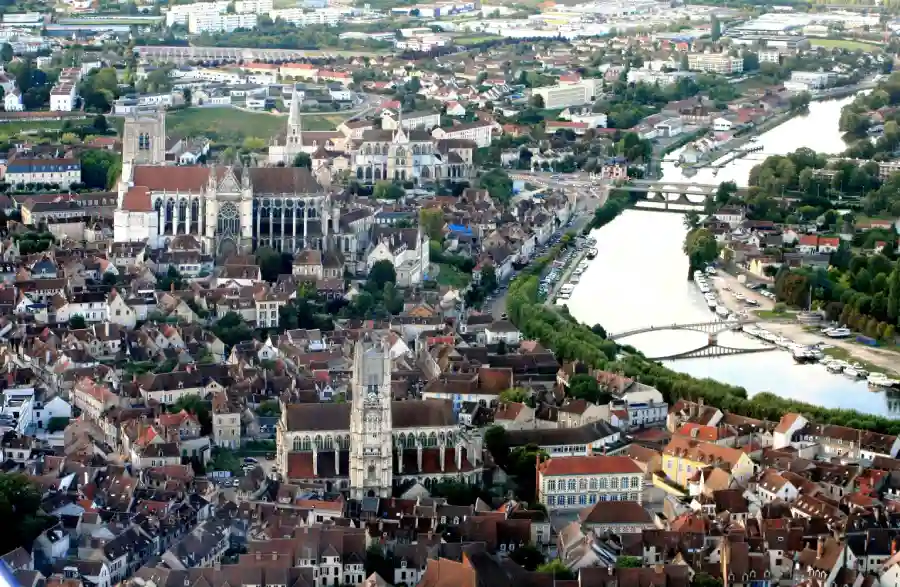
608, 319, 756, 341
647, 342, 776, 361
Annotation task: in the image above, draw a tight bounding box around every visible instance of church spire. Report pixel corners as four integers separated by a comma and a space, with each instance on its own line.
393, 103, 407, 143
288, 88, 303, 149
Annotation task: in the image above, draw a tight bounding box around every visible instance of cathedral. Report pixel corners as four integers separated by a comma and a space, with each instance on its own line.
268, 93, 476, 185
276, 338, 483, 497
113, 109, 336, 257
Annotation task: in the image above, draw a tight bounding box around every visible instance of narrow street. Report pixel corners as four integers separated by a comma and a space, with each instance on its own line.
490, 187, 605, 318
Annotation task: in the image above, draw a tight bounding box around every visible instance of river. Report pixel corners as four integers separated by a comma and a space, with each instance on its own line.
659, 94, 859, 187
565, 92, 900, 417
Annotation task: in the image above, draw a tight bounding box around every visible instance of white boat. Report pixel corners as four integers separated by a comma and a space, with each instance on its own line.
825, 327, 852, 339
706, 267, 717, 275
559, 284, 575, 296
826, 361, 848, 373
715, 306, 729, 318
707, 299, 717, 309
869, 373, 900, 388
734, 293, 745, 301
843, 367, 860, 378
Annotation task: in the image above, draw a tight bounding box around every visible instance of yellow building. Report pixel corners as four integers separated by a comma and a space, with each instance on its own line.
661, 436, 755, 487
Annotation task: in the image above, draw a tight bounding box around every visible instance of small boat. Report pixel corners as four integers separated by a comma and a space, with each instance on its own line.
734, 293, 745, 301
826, 361, 848, 373
869, 373, 900, 388
570, 275, 580, 284
715, 306, 729, 318
793, 348, 818, 363
586, 248, 598, 259
707, 299, 717, 309
843, 367, 860, 378
825, 327, 852, 339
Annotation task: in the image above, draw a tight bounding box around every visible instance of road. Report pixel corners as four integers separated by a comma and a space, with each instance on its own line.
489, 184, 605, 318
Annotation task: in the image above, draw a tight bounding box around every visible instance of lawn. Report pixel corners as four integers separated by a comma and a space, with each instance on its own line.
754, 309, 794, 320
810, 38, 882, 51
166, 108, 343, 144
822, 346, 895, 376
454, 35, 505, 46
435, 263, 471, 288
0, 118, 88, 137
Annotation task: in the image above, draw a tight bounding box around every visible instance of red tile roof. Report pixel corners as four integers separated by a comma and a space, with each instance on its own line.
538, 455, 642, 477
121, 186, 152, 212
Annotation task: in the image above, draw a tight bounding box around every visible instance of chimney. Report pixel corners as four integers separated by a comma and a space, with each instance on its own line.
417, 443, 423, 472
690, 427, 699, 439
334, 447, 339, 475
440, 445, 445, 472
817, 536, 825, 559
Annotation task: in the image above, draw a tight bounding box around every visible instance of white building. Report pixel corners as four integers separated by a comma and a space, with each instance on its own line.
4, 89, 23, 112
188, 11, 258, 33
50, 84, 76, 112
165, 0, 230, 26
758, 49, 781, 63
531, 79, 600, 110
431, 120, 494, 148
366, 226, 430, 288
789, 70, 835, 90
5, 158, 81, 189
16, 396, 72, 436
712, 117, 734, 132
687, 53, 743, 75
269, 7, 347, 26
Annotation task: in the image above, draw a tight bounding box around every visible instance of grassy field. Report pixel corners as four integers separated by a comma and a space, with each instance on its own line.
166, 108, 343, 144
436, 263, 471, 288
454, 34, 505, 45
811, 38, 882, 51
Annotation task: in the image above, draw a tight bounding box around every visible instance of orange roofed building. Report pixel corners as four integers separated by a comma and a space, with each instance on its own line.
537, 455, 644, 511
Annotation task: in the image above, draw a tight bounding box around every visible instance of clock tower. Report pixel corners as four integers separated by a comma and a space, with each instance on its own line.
349, 337, 394, 499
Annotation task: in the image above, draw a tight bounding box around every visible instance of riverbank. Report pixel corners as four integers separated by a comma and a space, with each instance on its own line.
710, 269, 900, 378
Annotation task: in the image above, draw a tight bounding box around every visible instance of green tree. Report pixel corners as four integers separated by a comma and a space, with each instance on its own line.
683, 228, 719, 271
499, 388, 530, 403
419, 208, 445, 240
888, 268, 900, 322
479, 169, 513, 204
0, 473, 51, 555
481, 264, 498, 293
256, 399, 281, 417
536, 560, 574, 580
293, 152, 311, 169
169, 394, 211, 434
212, 311, 255, 347
208, 447, 241, 474
711, 14, 721, 41
158, 266, 185, 292
255, 246, 283, 282
80, 149, 122, 190
373, 181, 405, 200
509, 544, 545, 571
484, 425, 509, 462
68, 315, 87, 329
616, 556, 643, 568
368, 260, 397, 290
0, 43, 12, 63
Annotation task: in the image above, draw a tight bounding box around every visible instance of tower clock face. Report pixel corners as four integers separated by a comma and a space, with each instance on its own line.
367, 387, 378, 401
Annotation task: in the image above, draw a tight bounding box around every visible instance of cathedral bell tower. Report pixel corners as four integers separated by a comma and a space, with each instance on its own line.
349, 337, 393, 499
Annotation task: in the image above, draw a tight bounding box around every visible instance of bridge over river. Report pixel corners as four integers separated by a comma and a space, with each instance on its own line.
608, 319, 777, 361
